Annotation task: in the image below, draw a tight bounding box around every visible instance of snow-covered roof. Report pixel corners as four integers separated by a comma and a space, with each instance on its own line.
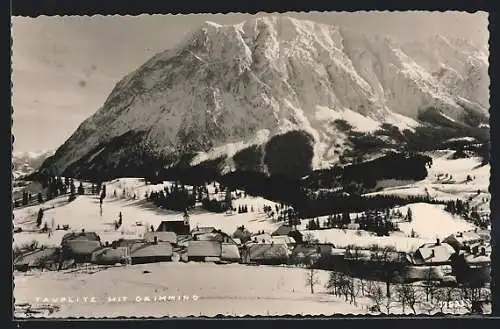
271, 235, 296, 245
130, 242, 173, 258
187, 240, 221, 257
246, 244, 288, 261
444, 231, 483, 245
415, 242, 455, 264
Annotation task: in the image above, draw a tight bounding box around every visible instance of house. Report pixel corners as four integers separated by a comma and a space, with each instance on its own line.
14, 247, 61, 272
443, 231, 484, 251
249, 233, 273, 244
61, 239, 102, 263
187, 240, 222, 262
191, 226, 216, 235
114, 238, 143, 248
241, 243, 289, 265
129, 242, 173, 264
413, 240, 455, 266
91, 247, 130, 265
156, 220, 190, 235
271, 235, 296, 247
193, 230, 237, 244
221, 243, 240, 262
62, 231, 101, 243
144, 231, 177, 244
475, 229, 491, 243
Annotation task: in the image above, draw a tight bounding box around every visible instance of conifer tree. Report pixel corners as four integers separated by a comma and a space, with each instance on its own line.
406, 207, 413, 222
36, 208, 44, 227
78, 182, 84, 195
68, 181, 76, 202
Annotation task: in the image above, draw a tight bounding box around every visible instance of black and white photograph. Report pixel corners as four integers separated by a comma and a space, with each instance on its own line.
11, 11, 491, 317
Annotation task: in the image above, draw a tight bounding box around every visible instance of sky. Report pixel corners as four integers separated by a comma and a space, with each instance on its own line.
11, 11, 489, 153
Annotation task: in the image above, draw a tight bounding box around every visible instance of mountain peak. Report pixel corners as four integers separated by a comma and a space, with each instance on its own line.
38, 16, 489, 180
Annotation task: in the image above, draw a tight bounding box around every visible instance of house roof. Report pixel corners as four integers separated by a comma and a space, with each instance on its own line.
195, 232, 236, 244
271, 236, 296, 245
62, 232, 100, 243
63, 240, 102, 255
130, 242, 173, 258
187, 241, 222, 257
444, 231, 483, 245
464, 253, 490, 265
156, 220, 189, 233
247, 244, 289, 260
191, 227, 216, 235
415, 243, 455, 264
250, 233, 273, 243
144, 231, 177, 244
221, 243, 240, 260
115, 238, 143, 248
271, 225, 293, 236
91, 247, 129, 263
14, 248, 60, 267
475, 230, 491, 242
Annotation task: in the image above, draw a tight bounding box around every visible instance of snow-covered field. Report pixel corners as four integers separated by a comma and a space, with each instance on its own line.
14, 262, 369, 317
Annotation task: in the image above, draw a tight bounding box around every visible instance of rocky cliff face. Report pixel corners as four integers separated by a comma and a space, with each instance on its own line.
39, 16, 489, 180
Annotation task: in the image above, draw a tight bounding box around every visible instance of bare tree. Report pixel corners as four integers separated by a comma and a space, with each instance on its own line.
326, 271, 341, 297
382, 288, 396, 314
459, 286, 490, 314
337, 274, 351, 302
370, 246, 396, 298
433, 288, 453, 313
422, 267, 438, 302
366, 281, 384, 313
305, 266, 321, 294
395, 284, 418, 314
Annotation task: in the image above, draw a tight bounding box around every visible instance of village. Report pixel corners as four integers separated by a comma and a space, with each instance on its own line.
13, 171, 492, 316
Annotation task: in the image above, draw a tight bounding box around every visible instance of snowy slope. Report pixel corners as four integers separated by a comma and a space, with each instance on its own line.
39, 16, 489, 179
13, 178, 281, 248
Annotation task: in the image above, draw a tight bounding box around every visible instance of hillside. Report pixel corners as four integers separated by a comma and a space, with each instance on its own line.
36, 16, 489, 181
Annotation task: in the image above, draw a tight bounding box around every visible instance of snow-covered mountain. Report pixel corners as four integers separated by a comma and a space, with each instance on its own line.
39, 16, 489, 180
13, 150, 54, 179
